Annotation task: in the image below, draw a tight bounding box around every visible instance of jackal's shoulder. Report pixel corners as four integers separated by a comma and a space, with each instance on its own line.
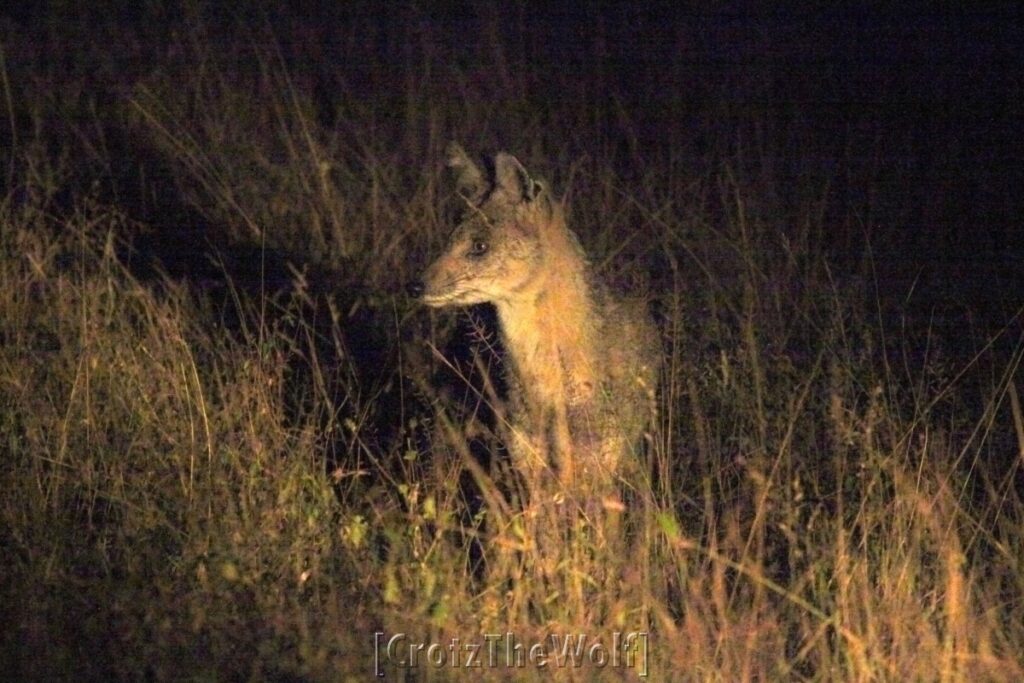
589, 280, 660, 369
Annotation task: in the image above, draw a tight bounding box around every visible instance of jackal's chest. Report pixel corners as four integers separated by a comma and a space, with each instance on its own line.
496, 288, 600, 413
505, 340, 598, 413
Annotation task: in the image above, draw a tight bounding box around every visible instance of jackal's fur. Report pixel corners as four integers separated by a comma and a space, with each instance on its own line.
414, 143, 659, 491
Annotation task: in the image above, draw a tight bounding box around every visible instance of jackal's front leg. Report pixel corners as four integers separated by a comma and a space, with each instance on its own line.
551, 405, 576, 488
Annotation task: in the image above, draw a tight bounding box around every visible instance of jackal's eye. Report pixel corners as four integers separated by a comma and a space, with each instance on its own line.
468, 240, 489, 257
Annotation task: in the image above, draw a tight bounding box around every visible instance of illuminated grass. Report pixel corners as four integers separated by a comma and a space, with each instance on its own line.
1, 7, 1022, 680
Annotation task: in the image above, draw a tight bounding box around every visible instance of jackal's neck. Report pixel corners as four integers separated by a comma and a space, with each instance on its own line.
494, 229, 598, 405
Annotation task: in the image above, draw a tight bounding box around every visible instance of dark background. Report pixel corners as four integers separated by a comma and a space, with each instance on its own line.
2, 2, 1021, 342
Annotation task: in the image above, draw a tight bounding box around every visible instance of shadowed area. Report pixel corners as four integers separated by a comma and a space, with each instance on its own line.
0, 3, 1022, 679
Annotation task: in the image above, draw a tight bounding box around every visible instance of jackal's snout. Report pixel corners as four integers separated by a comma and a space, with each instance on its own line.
406, 259, 455, 306
405, 280, 424, 299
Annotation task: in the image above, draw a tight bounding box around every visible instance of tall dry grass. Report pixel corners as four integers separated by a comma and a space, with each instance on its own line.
1, 6, 1022, 680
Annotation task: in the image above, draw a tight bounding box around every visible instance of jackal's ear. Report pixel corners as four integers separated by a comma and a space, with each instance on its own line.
525, 178, 548, 204
446, 142, 486, 203
494, 152, 536, 203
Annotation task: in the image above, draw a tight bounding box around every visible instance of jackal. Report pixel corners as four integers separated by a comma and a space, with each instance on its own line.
408, 143, 659, 492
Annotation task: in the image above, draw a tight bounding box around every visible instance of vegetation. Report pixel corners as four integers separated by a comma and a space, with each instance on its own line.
1, 5, 1021, 680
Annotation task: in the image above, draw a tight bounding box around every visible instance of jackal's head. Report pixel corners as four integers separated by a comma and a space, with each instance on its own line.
407, 143, 556, 307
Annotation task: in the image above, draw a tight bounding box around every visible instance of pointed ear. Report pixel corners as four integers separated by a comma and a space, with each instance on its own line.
494, 152, 536, 202
446, 142, 486, 202
526, 177, 549, 207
